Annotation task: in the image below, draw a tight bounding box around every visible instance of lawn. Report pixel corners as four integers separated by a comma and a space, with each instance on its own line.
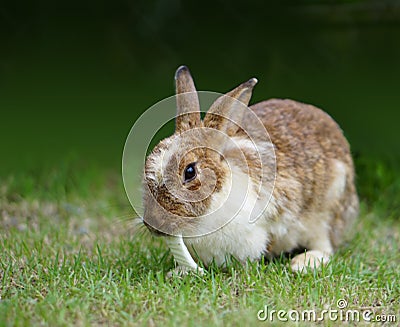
0, 158, 399, 326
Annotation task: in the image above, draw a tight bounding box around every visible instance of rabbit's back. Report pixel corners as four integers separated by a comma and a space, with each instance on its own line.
248, 99, 358, 250
250, 99, 352, 165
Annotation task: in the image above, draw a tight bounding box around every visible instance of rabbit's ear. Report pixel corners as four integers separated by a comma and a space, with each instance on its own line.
175, 66, 201, 132
204, 78, 257, 134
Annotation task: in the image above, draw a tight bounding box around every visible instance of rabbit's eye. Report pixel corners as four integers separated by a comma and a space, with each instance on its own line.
183, 163, 197, 183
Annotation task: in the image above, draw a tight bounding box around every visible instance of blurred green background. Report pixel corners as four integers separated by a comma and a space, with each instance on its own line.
1, 0, 399, 175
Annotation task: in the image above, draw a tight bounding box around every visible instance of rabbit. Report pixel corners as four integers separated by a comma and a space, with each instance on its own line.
142, 65, 359, 272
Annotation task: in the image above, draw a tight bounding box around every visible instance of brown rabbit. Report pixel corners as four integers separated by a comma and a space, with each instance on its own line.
142, 65, 359, 272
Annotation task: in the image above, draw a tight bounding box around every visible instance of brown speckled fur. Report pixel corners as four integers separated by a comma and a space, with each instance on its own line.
250, 99, 358, 250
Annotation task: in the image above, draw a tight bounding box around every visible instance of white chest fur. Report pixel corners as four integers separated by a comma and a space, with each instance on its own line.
183, 167, 270, 266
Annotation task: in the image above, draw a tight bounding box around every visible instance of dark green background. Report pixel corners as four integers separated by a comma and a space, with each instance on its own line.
1, 0, 399, 175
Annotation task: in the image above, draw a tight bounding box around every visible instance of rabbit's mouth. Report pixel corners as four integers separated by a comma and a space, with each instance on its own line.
143, 220, 168, 237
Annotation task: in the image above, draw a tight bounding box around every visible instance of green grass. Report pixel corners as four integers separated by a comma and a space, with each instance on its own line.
0, 158, 399, 326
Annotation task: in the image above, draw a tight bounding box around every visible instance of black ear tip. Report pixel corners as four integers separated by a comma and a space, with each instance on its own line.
175, 65, 190, 79
177, 65, 188, 71
246, 78, 258, 87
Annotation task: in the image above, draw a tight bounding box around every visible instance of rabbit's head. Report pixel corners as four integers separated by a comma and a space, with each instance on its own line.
143, 66, 260, 236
